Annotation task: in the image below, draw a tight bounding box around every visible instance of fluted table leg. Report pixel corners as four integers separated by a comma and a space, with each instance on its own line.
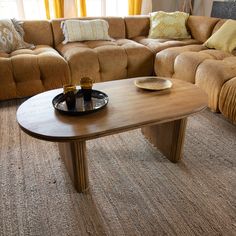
58, 140, 89, 193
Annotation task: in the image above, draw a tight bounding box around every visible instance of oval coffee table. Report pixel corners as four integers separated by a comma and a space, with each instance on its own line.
17, 78, 207, 193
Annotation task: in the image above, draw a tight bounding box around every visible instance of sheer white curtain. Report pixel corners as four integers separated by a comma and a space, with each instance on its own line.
86, 0, 128, 17
86, 0, 152, 17
0, 0, 46, 19
64, 0, 77, 18
0, 0, 153, 19
141, 0, 152, 14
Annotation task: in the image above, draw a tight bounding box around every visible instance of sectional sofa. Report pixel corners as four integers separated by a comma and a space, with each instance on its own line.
0, 15, 235, 124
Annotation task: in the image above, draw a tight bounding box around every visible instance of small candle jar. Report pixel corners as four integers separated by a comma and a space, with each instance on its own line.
63, 84, 77, 110
80, 77, 94, 101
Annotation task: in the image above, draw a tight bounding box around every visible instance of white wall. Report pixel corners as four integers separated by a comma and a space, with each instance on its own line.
152, 0, 196, 14
152, 0, 177, 12
141, 0, 153, 14
152, 0, 226, 16
193, 0, 213, 16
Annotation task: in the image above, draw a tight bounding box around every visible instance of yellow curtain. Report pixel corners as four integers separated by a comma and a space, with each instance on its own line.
44, 0, 64, 19
128, 0, 142, 15
79, 0, 87, 17
45, 0, 86, 19
44, 0, 50, 19
54, 0, 64, 18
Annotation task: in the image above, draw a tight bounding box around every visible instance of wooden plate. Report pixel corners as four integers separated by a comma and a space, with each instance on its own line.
134, 77, 173, 91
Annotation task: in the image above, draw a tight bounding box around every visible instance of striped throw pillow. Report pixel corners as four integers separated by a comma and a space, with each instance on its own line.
61, 19, 112, 43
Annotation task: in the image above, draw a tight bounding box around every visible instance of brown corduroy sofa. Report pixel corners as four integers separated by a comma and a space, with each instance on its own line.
0, 15, 235, 124
0, 20, 70, 100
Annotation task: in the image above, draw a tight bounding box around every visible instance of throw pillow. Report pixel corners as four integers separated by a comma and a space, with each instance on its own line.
61, 19, 112, 44
204, 19, 236, 53
0, 19, 33, 53
11, 18, 25, 38
148, 11, 191, 39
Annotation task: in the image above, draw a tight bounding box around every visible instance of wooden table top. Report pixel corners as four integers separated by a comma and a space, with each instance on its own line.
17, 78, 208, 142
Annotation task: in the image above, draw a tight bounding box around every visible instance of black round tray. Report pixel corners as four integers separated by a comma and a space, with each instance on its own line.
52, 89, 109, 115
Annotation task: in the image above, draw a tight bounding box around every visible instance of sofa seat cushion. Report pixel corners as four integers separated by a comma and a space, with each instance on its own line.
154, 44, 206, 77
56, 39, 154, 83
133, 36, 200, 53
195, 56, 236, 112
154, 44, 235, 111
0, 45, 61, 58
219, 77, 236, 124
0, 45, 70, 100
173, 49, 233, 83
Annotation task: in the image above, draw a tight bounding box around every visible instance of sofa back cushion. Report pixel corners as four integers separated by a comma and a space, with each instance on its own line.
125, 15, 222, 43
187, 16, 220, 43
22, 20, 53, 46
51, 17, 125, 46
124, 16, 150, 39
212, 19, 227, 34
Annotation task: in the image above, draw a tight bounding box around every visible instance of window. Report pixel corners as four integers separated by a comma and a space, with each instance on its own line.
0, 0, 18, 19
86, 0, 128, 17
0, 0, 131, 20
22, 0, 46, 19
0, 0, 46, 20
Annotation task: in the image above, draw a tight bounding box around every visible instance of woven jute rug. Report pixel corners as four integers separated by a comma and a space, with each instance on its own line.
0, 100, 235, 236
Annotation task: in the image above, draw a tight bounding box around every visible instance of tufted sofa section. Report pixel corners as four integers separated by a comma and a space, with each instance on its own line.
124, 16, 201, 53
219, 78, 236, 123
0, 46, 70, 100
0, 15, 235, 124
154, 16, 236, 123
51, 17, 154, 84
0, 20, 70, 100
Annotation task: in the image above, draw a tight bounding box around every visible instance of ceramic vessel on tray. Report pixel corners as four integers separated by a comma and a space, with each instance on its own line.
52, 89, 109, 115
63, 84, 77, 109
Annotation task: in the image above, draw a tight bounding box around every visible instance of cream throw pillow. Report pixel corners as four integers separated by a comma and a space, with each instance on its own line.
0, 19, 33, 53
204, 19, 236, 53
62, 19, 112, 43
148, 11, 190, 39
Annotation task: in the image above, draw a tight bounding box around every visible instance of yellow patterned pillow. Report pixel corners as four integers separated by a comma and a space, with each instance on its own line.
148, 11, 190, 39
204, 20, 236, 53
